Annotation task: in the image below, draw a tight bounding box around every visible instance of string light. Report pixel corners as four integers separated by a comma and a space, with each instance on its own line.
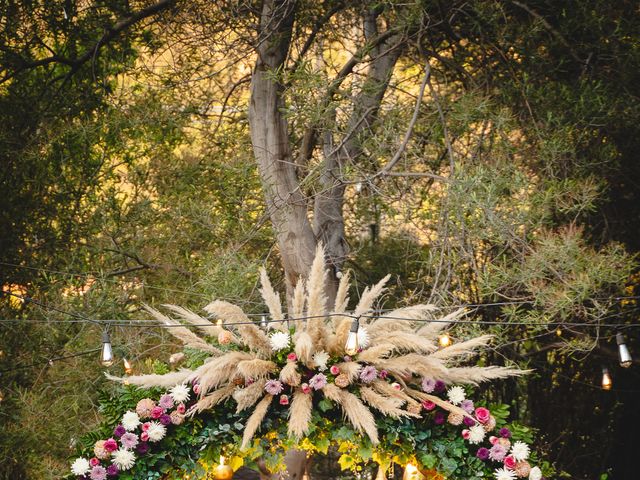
260, 314, 267, 328
101, 330, 114, 367
438, 332, 451, 348
123, 358, 133, 375
403, 463, 425, 480
616, 333, 633, 368
345, 318, 360, 355
213, 456, 233, 480
601, 367, 612, 391
555, 327, 562, 336
216, 318, 223, 327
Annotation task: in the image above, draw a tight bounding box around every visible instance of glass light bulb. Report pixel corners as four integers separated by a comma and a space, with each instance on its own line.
438, 333, 451, 348
123, 357, 133, 375
617, 333, 632, 368
345, 331, 359, 355
261, 315, 267, 328
101, 331, 114, 367
601, 368, 612, 391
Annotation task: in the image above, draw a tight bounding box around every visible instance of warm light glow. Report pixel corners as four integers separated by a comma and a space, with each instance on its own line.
261, 315, 267, 328
555, 327, 562, 336
216, 318, 223, 327
123, 358, 133, 375
601, 368, 612, 391
403, 463, 426, 480
438, 333, 451, 348
345, 319, 360, 355
219, 456, 225, 466
101, 331, 114, 367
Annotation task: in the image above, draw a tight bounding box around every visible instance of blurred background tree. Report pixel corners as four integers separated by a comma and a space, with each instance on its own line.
0, 1, 638, 478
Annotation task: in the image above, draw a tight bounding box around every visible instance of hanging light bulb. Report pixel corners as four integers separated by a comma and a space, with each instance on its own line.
213, 456, 233, 480
101, 330, 114, 367
123, 357, 133, 375
260, 314, 268, 329
601, 367, 612, 391
438, 332, 451, 348
216, 318, 223, 327
345, 318, 360, 355
555, 326, 562, 336
616, 333, 633, 368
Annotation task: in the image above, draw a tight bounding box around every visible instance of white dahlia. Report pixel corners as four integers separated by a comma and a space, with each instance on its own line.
529, 466, 542, 480
146, 421, 166, 442
468, 424, 486, 444
269, 331, 290, 351
112, 448, 136, 470
169, 384, 190, 403
70, 457, 90, 476
121, 411, 140, 431
313, 350, 330, 371
447, 386, 466, 405
358, 327, 370, 349
494, 468, 517, 480
511, 441, 531, 461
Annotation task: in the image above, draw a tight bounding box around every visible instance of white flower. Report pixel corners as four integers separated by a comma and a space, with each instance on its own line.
112, 448, 136, 470
511, 441, 531, 461
529, 466, 542, 480
313, 350, 330, 371
468, 424, 486, 444
146, 421, 166, 442
70, 457, 90, 476
357, 327, 370, 349
269, 331, 290, 351
169, 384, 190, 403
447, 386, 466, 405
121, 411, 140, 431
494, 467, 517, 480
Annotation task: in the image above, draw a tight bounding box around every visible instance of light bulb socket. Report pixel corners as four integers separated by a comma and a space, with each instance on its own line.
349, 318, 360, 333
616, 333, 626, 346
102, 330, 111, 344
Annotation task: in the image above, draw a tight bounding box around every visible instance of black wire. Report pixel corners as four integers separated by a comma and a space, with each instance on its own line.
0, 348, 101, 374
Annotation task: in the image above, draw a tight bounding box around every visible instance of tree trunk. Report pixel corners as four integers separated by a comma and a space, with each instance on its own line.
249, 0, 317, 299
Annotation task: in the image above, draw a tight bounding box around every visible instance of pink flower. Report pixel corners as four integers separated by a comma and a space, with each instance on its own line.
359, 365, 378, 383
301, 383, 311, 394
379, 369, 388, 379
103, 438, 118, 453
140, 432, 149, 442
343, 355, 352, 362
330, 365, 340, 375
489, 436, 498, 445
504, 455, 517, 470
422, 400, 436, 411
264, 379, 284, 395
135, 398, 156, 419
488, 444, 507, 462
120, 432, 139, 450
89, 458, 100, 467
462, 429, 470, 439
475, 407, 491, 424
89, 465, 107, 480
150, 406, 164, 419
279, 394, 289, 405
422, 378, 436, 393
176, 403, 186, 414
193, 383, 201, 395
391, 382, 402, 390
141, 422, 150, 432
158, 394, 174, 410
309, 373, 328, 390
170, 411, 185, 425
287, 352, 297, 362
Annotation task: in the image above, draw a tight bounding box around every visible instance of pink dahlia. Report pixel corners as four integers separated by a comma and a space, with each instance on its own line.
170, 411, 185, 425
309, 373, 328, 390
89, 465, 107, 480
93, 440, 110, 460
89, 458, 100, 467
135, 398, 156, 419
359, 365, 378, 383
504, 455, 517, 470
264, 379, 284, 395
158, 394, 174, 410
421, 378, 436, 393
488, 444, 507, 462
103, 438, 118, 453
176, 403, 186, 414
120, 432, 139, 450
150, 406, 164, 419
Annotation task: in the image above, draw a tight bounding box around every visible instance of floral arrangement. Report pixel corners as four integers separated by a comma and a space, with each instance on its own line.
68, 245, 553, 479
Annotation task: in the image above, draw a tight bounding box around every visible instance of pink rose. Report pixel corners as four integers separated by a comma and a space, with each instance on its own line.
330, 365, 340, 375
176, 403, 186, 414
193, 383, 201, 395
151, 406, 164, 419
140, 432, 149, 442
504, 455, 516, 470
462, 429, 470, 440
475, 407, 491, 424
279, 394, 289, 406
103, 438, 118, 452
141, 422, 150, 432
422, 400, 436, 411
89, 458, 100, 467
301, 383, 311, 394
287, 352, 297, 362
489, 435, 498, 445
